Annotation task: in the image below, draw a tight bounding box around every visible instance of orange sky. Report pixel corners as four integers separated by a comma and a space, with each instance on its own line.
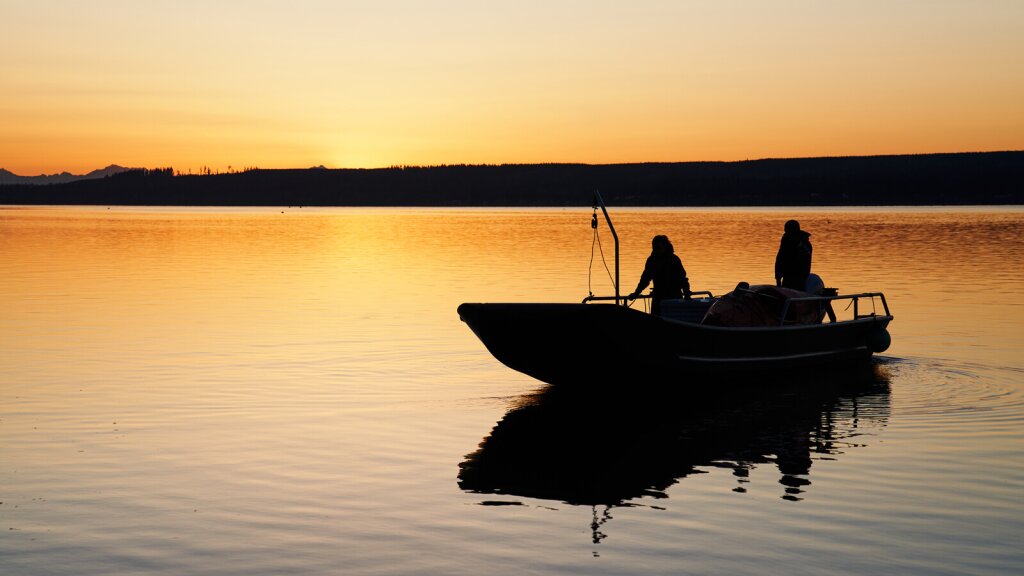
2, 1, 1023, 175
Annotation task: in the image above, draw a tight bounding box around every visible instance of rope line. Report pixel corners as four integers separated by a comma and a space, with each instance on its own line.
587, 206, 618, 300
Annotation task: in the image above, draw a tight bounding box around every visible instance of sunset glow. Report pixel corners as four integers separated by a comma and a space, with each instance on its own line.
3, 0, 1023, 174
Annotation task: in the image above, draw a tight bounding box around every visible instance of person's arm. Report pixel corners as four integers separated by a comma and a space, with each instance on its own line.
629, 257, 653, 299
775, 242, 785, 286
680, 260, 692, 299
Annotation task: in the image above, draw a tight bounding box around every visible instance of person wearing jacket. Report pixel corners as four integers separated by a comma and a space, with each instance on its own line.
775, 219, 813, 291
628, 235, 691, 315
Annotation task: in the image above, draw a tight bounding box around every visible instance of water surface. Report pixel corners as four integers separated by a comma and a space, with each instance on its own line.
2, 206, 1022, 575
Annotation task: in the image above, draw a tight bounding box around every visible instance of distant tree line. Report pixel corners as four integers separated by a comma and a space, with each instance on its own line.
111, 167, 175, 178
1, 151, 1021, 206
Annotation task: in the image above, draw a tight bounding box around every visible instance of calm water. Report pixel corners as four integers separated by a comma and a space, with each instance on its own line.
2, 206, 1022, 575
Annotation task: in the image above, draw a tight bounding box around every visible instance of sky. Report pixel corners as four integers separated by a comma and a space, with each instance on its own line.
2, 0, 1023, 174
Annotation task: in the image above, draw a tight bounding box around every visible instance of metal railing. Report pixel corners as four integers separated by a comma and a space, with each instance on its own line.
584, 288, 891, 327
778, 292, 891, 326
582, 290, 715, 304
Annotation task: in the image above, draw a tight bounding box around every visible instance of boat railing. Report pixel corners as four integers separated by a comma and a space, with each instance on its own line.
583, 289, 890, 326
778, 292, 891, 326
582, 290, 715, 304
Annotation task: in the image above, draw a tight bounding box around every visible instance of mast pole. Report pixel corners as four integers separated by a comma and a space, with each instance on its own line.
593, 190, 620, 305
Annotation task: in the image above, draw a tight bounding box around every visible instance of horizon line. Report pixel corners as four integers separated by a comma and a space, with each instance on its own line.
4, 149, 1023, 178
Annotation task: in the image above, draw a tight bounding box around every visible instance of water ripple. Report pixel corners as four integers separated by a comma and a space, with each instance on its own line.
880, 356, 1024, 422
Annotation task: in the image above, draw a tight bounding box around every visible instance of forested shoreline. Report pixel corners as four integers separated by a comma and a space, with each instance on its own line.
2, 152, 1021, 206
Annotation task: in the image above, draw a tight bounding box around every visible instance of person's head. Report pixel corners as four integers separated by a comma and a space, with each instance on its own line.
784, 219, 801, 233
651, 234, 674, 255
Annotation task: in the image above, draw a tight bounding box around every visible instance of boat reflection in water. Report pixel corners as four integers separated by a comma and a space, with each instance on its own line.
459, 362, 892, 508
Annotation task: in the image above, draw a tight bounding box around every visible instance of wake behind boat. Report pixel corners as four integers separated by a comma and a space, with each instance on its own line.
458, 195, 893, 386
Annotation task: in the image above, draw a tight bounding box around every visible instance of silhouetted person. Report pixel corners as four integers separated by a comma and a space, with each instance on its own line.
775, 220, 812, 291
628, 235, 690, 315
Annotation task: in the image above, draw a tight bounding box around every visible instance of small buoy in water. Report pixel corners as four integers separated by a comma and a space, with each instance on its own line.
868, 328, 891, 353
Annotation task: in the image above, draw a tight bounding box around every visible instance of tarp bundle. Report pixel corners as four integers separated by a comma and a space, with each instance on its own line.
701, 285, 822, 327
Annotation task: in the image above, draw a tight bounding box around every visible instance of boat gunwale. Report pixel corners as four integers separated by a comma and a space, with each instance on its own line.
658, 312, 893, 332
461, 301, 892, 333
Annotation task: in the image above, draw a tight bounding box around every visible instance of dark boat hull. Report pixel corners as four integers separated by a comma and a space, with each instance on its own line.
457, 303, 892, 385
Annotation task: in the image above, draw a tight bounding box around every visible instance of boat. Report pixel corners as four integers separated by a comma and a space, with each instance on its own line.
458, 194, 893, 386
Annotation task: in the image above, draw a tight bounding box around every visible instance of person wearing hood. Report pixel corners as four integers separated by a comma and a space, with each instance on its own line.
775, 220, 813, 291
628, 234, 691, 315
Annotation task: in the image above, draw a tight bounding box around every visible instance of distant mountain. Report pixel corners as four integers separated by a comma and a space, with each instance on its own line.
0, 164, 132, 185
